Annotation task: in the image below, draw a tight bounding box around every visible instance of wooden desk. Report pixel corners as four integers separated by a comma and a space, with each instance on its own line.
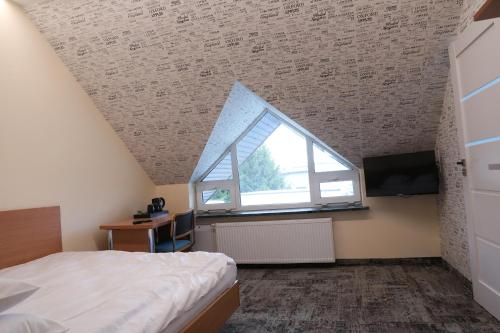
100, 215, 172, 252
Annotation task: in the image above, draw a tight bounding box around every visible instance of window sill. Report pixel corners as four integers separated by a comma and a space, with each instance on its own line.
196, 203, 369, 219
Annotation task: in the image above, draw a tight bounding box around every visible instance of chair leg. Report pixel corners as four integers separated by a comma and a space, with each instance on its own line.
172, 221, 176, 252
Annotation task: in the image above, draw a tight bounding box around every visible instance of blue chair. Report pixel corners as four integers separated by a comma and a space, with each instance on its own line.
156, 210, 195, 253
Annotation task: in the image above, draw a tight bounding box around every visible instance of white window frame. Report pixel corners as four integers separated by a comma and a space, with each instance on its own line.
195, 110, 362, 211
308, 138, 361, 205
196, 180, 236, 211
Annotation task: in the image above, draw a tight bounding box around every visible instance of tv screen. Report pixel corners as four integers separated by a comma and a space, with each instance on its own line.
363, 151, 439, 197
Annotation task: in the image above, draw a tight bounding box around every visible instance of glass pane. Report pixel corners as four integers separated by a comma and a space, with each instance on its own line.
320, 181, 354, 198
237, 119, 310, 206
202, 189, 231, 204
313, 143, 349, 172
202, 152, 232, 181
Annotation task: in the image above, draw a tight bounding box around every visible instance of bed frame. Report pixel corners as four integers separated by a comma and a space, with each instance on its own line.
180, 281, 240, 333
0, 206, 240, 333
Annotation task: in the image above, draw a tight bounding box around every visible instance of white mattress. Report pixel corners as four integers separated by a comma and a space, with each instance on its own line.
0, 251, 236, 333
161, 263, 237, 333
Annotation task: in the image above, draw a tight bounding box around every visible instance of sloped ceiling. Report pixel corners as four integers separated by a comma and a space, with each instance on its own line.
24, 0, 463, 185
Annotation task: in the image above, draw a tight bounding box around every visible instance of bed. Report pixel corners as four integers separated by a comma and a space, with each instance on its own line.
0, 206, 240, 333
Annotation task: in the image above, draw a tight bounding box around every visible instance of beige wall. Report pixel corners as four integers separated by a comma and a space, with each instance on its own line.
170, 183, 440, 259
0, 1, 155, 251
332, 195, 440, 258
156, 184, 193, 215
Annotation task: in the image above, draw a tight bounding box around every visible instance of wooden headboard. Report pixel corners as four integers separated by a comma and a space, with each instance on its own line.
0, 206, 62, 269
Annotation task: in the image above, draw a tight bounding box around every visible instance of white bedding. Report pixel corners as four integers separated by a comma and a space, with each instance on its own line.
0, 251, 236, 333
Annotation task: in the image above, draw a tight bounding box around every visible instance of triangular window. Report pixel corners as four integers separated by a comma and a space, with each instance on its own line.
194, 83, 361, 211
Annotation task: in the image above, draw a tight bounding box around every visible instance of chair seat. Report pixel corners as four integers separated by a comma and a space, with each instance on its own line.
156, 239, 192, 253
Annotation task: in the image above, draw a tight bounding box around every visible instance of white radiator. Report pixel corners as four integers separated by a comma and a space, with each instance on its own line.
215, 218, 335, 264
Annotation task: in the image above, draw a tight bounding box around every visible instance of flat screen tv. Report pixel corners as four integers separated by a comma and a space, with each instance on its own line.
363, 151, 439, 197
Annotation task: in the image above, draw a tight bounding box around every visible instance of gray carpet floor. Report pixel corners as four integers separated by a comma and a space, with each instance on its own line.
221, 262, 500, 333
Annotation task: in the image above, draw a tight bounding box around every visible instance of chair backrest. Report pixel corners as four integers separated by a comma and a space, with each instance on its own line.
174, 210, 195, 237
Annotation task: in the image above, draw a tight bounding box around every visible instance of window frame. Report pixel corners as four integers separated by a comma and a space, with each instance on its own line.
196, 180, 236, 211
195, 110, 362, 211
308, 139, 361, 204
196, 148, 236, 211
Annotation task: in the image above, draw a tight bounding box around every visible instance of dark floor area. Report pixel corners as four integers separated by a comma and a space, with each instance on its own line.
221, 261, 500, 333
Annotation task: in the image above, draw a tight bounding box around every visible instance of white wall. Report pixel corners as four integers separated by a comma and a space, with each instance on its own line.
0, 1, 155, 251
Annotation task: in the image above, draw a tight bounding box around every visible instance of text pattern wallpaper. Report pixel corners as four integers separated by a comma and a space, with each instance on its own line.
25, 0, 463, 184
436, 79, 470, 279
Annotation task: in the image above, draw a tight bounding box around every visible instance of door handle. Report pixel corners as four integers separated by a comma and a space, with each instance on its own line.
457, 159, 467, 176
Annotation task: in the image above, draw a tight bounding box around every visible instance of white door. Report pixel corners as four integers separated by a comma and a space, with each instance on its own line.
450, 18, 500, 320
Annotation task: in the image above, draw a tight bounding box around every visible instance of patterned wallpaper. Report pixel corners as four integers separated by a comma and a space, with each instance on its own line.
436, 79, 470, 279
435, 0, 487, 280
23, 0, 463, 185
458, 0, 487, 32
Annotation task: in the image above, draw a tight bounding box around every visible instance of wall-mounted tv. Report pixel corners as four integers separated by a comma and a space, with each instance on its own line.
363, 151, 439, 197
